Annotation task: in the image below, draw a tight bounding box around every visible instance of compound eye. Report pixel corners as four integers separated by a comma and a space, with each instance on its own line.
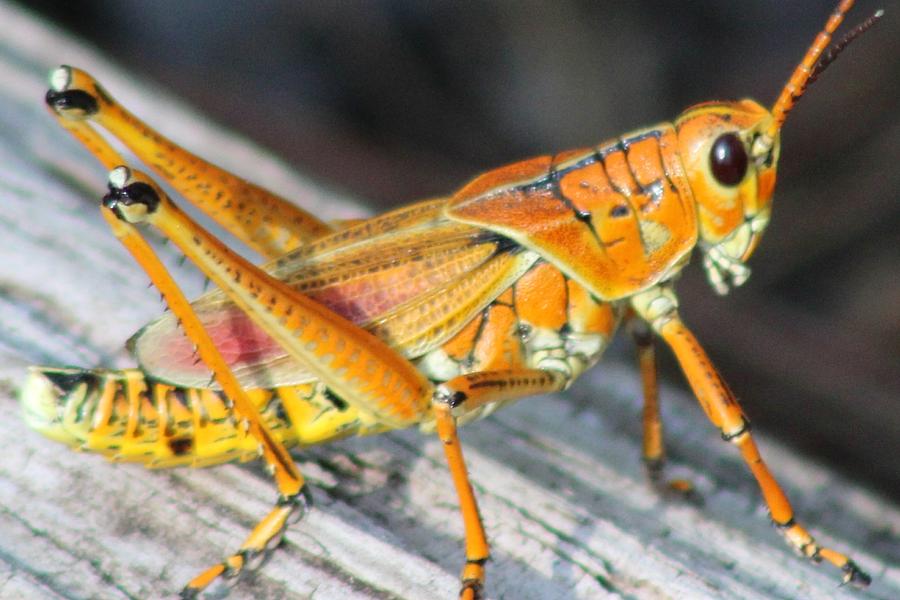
709, 133, 748, 186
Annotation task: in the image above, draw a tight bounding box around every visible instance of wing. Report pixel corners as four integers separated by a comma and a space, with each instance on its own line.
131, 199, 537, 389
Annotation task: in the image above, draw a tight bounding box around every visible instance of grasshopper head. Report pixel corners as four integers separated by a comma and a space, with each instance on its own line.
674, 1, 880, 295
674, 101, 777, 294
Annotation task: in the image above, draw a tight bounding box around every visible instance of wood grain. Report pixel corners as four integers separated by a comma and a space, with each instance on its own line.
0, 3, 898, 599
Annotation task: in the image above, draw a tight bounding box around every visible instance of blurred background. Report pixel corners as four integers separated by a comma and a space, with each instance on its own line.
20, 1, 900, 498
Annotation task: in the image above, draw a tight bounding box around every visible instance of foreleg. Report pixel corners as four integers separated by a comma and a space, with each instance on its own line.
631, 285, 870, 587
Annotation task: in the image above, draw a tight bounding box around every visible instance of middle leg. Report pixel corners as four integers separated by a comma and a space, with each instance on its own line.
627, 314, 698, 502
434, 368, 569, 600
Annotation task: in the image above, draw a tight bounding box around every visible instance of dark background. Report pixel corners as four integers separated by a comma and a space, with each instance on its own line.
21, 1, 900, 498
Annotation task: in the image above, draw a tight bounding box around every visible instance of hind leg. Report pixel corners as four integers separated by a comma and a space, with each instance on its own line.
100, 165, 432, 595
46, 65, 333, 258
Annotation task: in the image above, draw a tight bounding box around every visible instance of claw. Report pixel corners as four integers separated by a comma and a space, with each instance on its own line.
841, 560, 872, 588
645, 458, 704, 506
776, 520, 870, 588
661, 478, 705, 506
180, 487, 313, 598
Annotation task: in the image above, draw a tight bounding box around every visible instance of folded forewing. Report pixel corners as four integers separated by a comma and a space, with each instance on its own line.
131, 209, 526, 389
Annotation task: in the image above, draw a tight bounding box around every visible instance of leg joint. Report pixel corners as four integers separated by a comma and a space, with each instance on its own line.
45, 88, 99, 117
721, 418, 751, 442
773, 517, 796, 529
103, 167, 162, 222
278, 485, 312, 506
434, 385, 468, 409
279, 485, 313, 521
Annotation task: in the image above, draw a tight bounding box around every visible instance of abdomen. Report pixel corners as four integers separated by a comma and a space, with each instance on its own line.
21, 366, 387, 468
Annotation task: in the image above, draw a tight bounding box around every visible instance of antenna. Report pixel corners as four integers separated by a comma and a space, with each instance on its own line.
807, 9, 883, 85
765, 0, 882, 142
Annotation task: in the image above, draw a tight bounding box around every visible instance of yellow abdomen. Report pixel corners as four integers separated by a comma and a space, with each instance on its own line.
20, 367, 386, 468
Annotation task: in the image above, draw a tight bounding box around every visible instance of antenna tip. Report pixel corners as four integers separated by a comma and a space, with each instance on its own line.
874, 9, 884, 18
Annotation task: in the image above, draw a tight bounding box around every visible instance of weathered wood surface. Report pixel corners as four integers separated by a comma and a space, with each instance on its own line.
0, 3, 898, 599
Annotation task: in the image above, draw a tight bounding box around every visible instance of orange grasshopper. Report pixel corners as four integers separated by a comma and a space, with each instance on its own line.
21, 1, 882, 597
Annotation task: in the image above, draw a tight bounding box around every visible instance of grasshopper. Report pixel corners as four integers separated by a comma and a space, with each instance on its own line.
21, 1, 881, 597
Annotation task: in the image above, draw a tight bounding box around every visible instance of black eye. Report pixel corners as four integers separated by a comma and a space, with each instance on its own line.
709, 133, 748, 186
